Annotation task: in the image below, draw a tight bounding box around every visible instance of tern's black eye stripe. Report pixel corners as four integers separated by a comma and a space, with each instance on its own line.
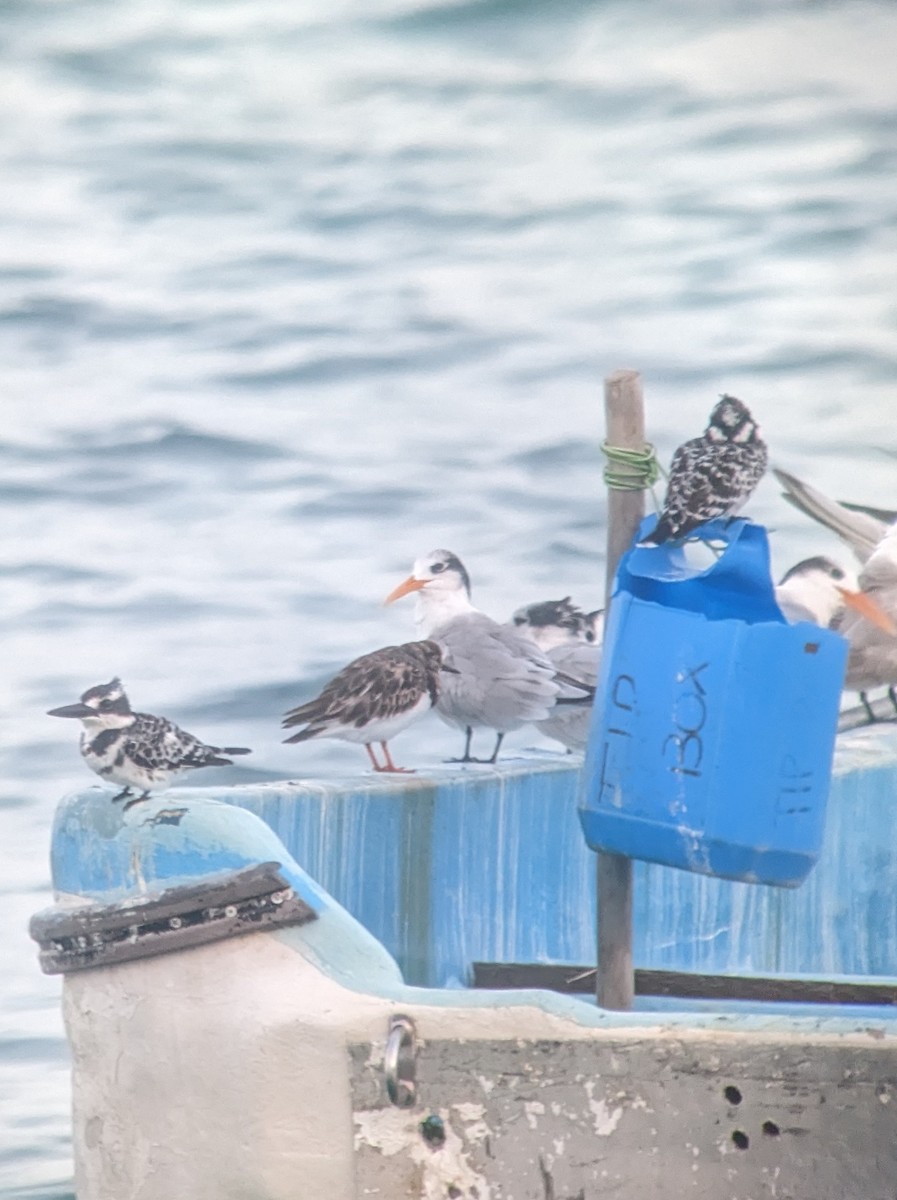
431, 562, 446, 573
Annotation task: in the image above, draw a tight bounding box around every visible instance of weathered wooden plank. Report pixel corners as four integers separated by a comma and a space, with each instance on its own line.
472, 961, 897, 1005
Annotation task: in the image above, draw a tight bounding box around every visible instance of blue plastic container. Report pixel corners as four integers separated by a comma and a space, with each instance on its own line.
579, 517, 848, 887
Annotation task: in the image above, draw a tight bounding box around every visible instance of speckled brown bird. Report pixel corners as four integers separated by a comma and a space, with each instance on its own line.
281, 640, 450, 772
643, 394, 768, 544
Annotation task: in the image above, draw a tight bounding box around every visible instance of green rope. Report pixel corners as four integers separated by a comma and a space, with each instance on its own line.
601, 441, 663, 492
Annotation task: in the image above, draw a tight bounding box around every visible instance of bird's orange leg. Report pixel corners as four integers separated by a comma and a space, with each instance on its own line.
377, 742, 415, 774
365, 743, 384, 771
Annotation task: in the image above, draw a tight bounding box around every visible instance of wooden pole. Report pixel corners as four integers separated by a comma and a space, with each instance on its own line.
596, 369, 646, 1011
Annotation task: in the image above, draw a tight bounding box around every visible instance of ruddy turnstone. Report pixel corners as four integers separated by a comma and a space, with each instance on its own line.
281, 639, 449, 772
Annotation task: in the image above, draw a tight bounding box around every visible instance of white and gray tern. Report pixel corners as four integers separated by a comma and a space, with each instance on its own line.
386, 549, 594, 763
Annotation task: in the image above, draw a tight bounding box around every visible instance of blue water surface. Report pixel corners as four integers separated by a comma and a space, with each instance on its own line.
2, 0, 897, 1193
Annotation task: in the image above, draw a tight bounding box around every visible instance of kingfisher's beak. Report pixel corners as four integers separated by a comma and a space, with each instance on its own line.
384, 575, 427, 605
838, 587, 897, 636
47, 703, 94, 719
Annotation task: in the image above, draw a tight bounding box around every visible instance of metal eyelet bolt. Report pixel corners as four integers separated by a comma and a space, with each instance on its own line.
384, 1015, 417, 1108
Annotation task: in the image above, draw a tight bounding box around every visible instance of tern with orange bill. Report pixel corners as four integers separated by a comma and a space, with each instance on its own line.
836, 522, 897, 716
385, 550, 594, 764
774, 556, 859, 629
774, 467, 897, 715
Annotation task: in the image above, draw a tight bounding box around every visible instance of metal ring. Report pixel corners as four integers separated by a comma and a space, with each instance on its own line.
384, 1014, 417, 1108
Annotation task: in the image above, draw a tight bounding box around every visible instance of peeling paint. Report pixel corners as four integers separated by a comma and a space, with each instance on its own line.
355, 1108, 492, 1200
524, 1100, 545, 1129
454, 1102, 486, 1122
353, 1033, 897, 1197
584, 1081, 623, 1136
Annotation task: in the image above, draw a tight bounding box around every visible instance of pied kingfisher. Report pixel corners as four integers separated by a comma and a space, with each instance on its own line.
48, 677, 251, 807
643, 394, 768, 544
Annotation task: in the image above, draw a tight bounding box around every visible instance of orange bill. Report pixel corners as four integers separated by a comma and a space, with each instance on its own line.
384, 575, 427, 605
838, 587, 897, 636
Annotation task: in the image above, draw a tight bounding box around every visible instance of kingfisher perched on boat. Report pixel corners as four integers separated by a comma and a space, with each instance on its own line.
47, 678, 251, 807
282, 640, 451, 772
642, 394, 768, 544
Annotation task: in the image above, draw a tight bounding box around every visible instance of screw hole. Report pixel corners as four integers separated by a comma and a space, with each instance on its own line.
724, 1085, 743, 1105
732, 1130, 749, 1150
420, 1114, 446, 1149
762, 1120, 780, 1137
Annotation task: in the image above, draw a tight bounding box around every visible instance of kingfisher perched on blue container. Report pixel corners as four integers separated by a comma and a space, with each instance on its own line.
48, 678, 251, 807
642, 394, 768, 544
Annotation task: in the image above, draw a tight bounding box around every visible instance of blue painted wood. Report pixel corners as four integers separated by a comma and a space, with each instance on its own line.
216, 729, 897, 988
43, 783, 897, 1036
47, 727, 897, 989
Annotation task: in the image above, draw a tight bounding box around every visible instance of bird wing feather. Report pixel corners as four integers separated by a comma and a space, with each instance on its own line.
774, 467, 887, 565
434, 614, 559, 731
282, 645, 437, 736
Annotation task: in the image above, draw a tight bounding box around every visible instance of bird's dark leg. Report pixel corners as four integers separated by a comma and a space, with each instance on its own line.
462, 726, 473, 761
889, 687, 897, 718
446, 726, 479, 764
364, 743, 384, 771
111, 786, 133, 804
486, 732, 505, 765
376, 742, 415, 774
860, 691, 876, 723
122, 790, 151, 812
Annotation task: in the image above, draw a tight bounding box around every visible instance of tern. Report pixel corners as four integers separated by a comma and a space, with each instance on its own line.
386, 550, 594, 763
774, 468, 897, 714
837, 522, 897, 716
775, 556, 859, 628
508, 599, 604, 751
508, 596, 602, 651
774, 467, 890, 564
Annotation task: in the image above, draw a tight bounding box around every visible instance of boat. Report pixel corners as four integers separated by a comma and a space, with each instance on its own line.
30, 725, 897, 1199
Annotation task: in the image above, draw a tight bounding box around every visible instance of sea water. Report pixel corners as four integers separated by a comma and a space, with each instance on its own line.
2, 0, 896, 1193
